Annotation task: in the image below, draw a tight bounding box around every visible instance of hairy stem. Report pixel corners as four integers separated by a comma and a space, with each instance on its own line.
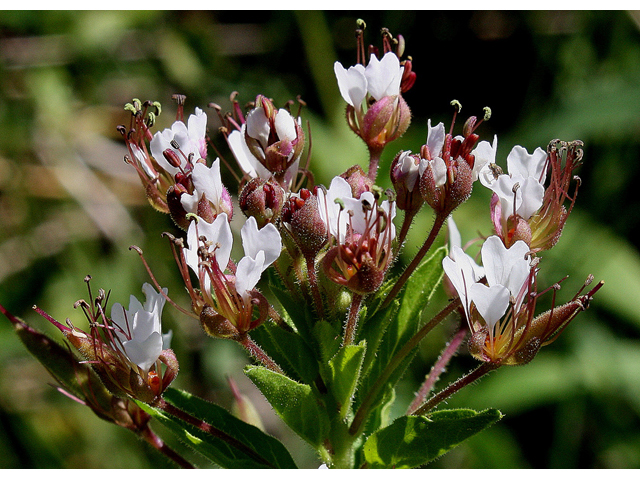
382, 213, 447, 310
154, 398, 274, 467
140, 425, 195, 468
367, 146, 383, 182
343, 293, 363, 346
349, 298, 460, 435
306, 254, 325, 321
238, 335, 285, 376
407, 326, 467, 414
411, 362, 500, 416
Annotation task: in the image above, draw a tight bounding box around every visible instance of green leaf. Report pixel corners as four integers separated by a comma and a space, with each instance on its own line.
245, 365, 329, 448
327, 341, 366, 417
397, 245, 448, 336
250, 322, 319, 384
313, 320, 342, 363
137, 388, 297, 469
363, 408, 503, 468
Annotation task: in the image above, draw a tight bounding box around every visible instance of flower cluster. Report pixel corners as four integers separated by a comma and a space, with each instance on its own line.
39, 278, 177, 403
3, 20, 604, 470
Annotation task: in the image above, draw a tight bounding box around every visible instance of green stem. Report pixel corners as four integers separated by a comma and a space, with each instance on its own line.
154, 398, 275, 467
381, 212, 447, 310
410, 362, 500, 416
349, 298, 460, 435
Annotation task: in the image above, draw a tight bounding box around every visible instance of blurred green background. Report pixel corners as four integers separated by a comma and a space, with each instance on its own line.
0, 10, 639, 468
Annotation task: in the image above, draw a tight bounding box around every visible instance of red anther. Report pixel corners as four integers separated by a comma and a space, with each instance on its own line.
163, 148, 182, 168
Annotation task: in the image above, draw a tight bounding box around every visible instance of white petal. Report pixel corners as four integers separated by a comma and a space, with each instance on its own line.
192, 159, 223, 206
447, 215, 462, 252
188, 107, 208, 159
481, 236, 530, 298
507, 145, 548, 184
365, 52, 402, 100
334, 61, 367, 107
516, 177, 545, 220
469, 283, 510, 330
240, 216, 282, 271
274, 109, 297, 141
246, 107, 270, 149
432, 157, 447, 187
235, 251, 265, 297
473, 135, 498, 183
123, 331, 163, 373
426, 120, 446, 159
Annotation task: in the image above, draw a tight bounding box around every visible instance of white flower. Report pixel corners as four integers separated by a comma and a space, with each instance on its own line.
478, 145, 547, 222
317, 176, 353, 244
111, 283, 172, 373
334, 52, 404, 107
185, 213, 233, 292
443, 235, 530, 330
235, 216, 282, 298
180, 159, 225, 214
150, 108, 207, 177
491, 174, 545, 223
342, 191, 396, 242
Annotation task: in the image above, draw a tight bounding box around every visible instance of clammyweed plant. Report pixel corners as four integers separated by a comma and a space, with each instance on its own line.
1, 21, 603, 469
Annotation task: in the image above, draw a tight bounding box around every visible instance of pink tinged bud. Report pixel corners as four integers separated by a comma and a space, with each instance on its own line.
391, 151, 424, 213
239, 178, 284, 228
361, 95, 411, 150
166, 184, 191, 231
340, 164, 373, 198
420, 157, 473, 217
200, 305, 240, 339
282, 190, 328, 258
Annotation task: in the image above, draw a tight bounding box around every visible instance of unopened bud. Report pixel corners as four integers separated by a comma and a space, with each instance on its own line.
340, 165, 373, 198
200, 306, 240, 339
239, 178, 284, 228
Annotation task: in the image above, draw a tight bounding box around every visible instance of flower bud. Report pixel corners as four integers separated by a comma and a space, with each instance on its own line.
166, 184, 191, 230
200, 305, 240, 339
340, 165, 373, 198
282, 189, 328, 258
361, 95, 411, 151
420, 157, 473, 217
390, 151, 423, 213
239, 177, 284, 228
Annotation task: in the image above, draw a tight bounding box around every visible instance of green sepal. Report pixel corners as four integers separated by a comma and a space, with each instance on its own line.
250, 322, 319, 384
363, 408, 503, 468
327, 341, 366, 417
136, 388, 297, 469
245, 365, 329, 448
